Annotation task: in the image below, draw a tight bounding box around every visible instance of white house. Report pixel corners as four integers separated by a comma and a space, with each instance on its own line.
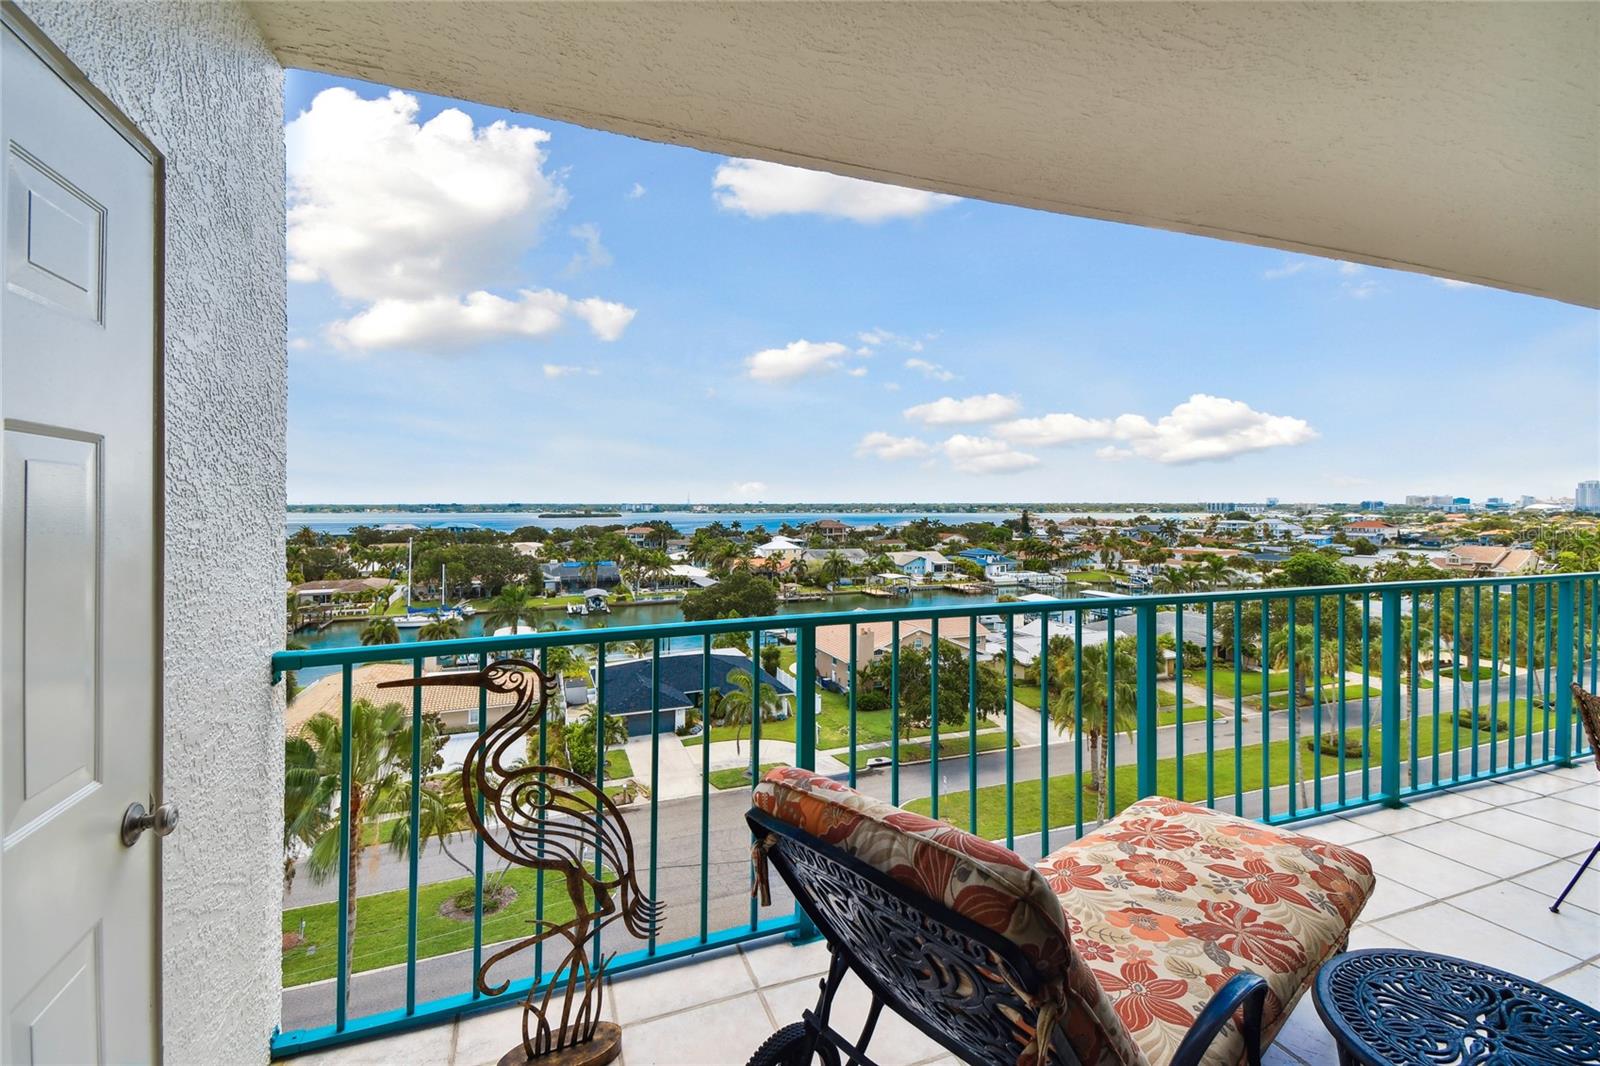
753, 534, 805, 557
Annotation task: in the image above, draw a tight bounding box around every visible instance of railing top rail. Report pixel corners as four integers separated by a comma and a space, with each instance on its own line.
272, 570, 1599, 674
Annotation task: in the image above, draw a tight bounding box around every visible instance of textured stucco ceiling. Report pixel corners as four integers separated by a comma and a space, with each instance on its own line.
252, 2, 1599, 307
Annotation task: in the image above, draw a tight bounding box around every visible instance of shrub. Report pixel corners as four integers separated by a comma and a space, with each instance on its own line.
856, 690, 890, 714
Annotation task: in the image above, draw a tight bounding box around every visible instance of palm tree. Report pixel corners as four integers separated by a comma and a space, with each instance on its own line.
1049, 637, 1138, 822
621, 637, 654, 659
360, 616, 399, 646
567, 702, 629, 779
417, 617, 459, 642
482, 584, 532, 633
1154, 568, 1188, 594
717, 667, 781, 756
818, 550, 851, 587
636, 549, 671, 590
1200, 554, 1232, 590
1268, 621, 1345, 803
291, 699, 450, 1008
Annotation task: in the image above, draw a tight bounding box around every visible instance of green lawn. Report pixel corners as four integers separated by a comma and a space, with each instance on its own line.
605, 748, 633, 780
1019, 681, 1214, 727
905, 702, 1563, 839
1183, 667, 1292, 696
708, 761, 787, 791
846, 730, 1013, 770
282, 865, 587, 987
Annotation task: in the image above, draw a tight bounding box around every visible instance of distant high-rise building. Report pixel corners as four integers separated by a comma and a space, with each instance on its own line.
1520, 495, 1537, 507
1359, 500, 1386, 511
1578, 481, 1600, 513
1404, 494, 1454, 508
1265, 497, 1280, 507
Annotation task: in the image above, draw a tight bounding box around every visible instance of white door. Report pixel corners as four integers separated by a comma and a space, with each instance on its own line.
1, 21, 161, 1064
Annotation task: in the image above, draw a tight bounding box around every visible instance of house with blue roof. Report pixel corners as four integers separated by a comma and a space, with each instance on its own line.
957, 547, 1020, 579
593, 649, 794, 736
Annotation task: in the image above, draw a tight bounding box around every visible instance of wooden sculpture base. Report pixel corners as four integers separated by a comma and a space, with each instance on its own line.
496, 1022, 621, 1066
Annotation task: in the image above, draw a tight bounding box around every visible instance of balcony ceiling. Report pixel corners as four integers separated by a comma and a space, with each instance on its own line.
252, 2, 1599, 307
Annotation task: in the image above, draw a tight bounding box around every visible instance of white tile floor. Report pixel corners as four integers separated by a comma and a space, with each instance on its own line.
288, 767, 1600, 1066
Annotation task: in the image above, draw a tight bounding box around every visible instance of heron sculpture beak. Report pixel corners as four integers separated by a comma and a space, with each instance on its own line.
377, 671, 490, 691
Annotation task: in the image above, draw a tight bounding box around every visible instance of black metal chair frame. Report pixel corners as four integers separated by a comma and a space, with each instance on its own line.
1551, 683, 1600, 914
747, 808, 1268, 1066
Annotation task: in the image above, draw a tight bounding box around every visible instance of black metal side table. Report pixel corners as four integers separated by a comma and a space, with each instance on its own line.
1314, 949, 1600, 1065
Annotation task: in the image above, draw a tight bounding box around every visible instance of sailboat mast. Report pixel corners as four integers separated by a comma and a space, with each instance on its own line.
406, 537, 413, 609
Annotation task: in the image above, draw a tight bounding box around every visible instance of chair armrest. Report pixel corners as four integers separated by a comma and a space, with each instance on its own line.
1169, 971, 1270, 1066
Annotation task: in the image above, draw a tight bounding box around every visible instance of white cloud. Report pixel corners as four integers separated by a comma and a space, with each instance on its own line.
903, 393, 1021, 425
1434, 277, 1476, 289
994, 412, 1115, 446
884, 382, 901, 392
998, 394, 1314, 464
1262, 260, 1309, 280
328, 289, 632, 351
287, 88, 566, 300
565, 223, 613, 274
942, 435, 1039, 474
569, 297, 636, 341
1336, 261, 1364, 276
846, 367, 868, 377
627, 182, 647, 199
1342, 279, 1381, 300
713, 158, 958, 223
745, 340, 857, 381
856, 431, 932, 461
732, 481, 767, 497
857, 328, 925, 352
542, 363, 600, 379
288, 337, 311, 351
904, 357, 956, 382
287, 87, 635, 353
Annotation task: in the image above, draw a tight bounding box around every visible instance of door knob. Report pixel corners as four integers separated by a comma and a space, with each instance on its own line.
121, 801, 178, 846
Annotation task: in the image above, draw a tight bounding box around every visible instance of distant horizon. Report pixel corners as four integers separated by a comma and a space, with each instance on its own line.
285, 497, 1566, 511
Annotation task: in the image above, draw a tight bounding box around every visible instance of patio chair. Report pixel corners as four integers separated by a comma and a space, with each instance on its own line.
746, 768, 1374, 1066
1550, 683, 1600, 914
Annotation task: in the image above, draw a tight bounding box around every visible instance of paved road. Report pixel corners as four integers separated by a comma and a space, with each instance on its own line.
280, 669, 1578, 1033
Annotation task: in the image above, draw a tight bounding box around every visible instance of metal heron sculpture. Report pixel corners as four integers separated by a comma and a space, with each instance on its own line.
380, 660, 660, 1066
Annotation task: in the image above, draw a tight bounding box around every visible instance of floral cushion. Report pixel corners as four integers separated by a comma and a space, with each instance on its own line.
752, 767, 1145, 1066
1036, 797, 1375, 1066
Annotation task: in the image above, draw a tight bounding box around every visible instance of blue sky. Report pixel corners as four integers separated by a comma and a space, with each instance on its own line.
285, 70, 1599, 506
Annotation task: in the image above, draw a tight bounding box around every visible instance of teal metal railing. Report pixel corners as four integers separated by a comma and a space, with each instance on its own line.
270, 571, 1598, 1055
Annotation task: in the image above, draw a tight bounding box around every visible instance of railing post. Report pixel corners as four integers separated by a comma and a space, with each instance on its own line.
789, 624, 820, 943
1380, 587, 1404, 808
1556, 577, 1575, 766
794, 626, 817, 772
1135, 601, 1159, 799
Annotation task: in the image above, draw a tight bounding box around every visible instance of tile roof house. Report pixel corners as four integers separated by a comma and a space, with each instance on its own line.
811, 519, 851, 541
813, 615, 991, 686
1438, 545, 1542, 575
289, 577, 395, 601
1344, 520, 1399, 543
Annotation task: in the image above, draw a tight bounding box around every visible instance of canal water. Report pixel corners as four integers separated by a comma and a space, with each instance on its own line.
288, 584, 1094, 686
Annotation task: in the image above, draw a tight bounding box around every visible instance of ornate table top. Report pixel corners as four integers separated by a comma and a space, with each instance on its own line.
1314, 949, 1600, 1066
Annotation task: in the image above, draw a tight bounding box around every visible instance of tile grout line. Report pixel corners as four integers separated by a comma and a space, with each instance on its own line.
737, 946, 784, 1031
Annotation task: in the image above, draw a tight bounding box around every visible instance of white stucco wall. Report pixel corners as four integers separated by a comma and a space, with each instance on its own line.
15, 2, 285, 1061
